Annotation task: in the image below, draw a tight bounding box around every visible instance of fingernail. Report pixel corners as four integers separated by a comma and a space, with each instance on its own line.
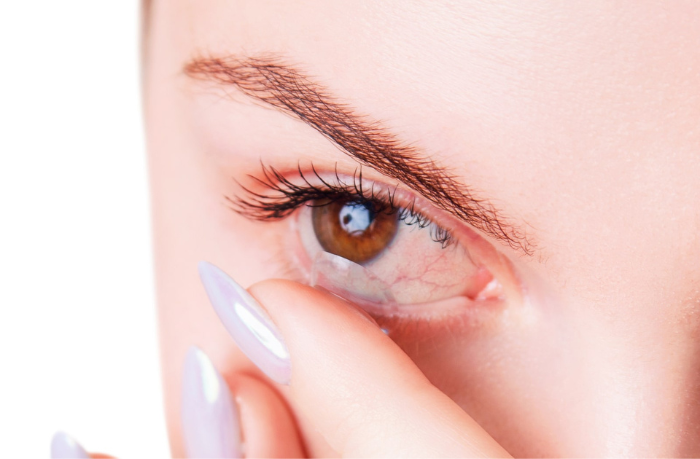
198, 261, 291, 385
182, 346, 242, 458
50, 431, 89, 459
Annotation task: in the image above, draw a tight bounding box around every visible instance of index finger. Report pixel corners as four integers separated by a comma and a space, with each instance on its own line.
200, 262, 510, 457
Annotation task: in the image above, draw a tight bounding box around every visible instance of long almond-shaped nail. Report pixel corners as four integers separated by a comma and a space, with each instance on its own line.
182, 346, 242, 458
198, 261, 291, 384
50, 431, 89, 459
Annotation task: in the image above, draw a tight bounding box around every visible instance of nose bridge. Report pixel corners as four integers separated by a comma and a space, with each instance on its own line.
585, 314, 700, 457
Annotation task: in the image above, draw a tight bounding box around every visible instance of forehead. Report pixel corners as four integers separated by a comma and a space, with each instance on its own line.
155, 0, 699, 174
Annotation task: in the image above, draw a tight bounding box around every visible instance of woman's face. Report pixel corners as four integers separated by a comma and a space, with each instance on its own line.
145, 1, 700, 456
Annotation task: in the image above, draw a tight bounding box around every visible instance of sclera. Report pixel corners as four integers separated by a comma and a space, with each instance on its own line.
309, 251, 475, 319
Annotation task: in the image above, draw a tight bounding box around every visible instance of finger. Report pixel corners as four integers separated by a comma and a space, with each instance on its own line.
199, 262, 510, 457
230, 374, 305, 458
181, 346, 304, 458
253, 280, 509, 458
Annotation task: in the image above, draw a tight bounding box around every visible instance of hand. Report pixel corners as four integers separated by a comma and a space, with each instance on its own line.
196, 262, 510, 457
53, 262, 511, 458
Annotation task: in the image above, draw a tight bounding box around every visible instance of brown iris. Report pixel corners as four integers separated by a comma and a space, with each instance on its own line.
311, 198, 399, 264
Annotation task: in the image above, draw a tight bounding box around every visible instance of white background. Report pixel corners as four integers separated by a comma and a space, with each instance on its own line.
0, 1, 170, 457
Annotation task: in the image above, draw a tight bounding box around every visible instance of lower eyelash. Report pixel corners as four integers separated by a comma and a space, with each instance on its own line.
228, 162, 454, 247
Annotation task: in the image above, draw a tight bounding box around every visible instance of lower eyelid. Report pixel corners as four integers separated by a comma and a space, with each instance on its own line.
355, 298, 508, 340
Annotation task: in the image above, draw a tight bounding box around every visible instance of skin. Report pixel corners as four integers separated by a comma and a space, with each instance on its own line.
144, 0, 700, 457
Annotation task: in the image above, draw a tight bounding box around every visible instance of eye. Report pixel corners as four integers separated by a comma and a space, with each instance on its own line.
230, 164, 505, 317
297, 193, 499, 310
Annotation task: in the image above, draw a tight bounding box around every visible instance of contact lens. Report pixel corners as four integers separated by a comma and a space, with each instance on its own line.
309, 251, 396, 312
309, 251, 473, 321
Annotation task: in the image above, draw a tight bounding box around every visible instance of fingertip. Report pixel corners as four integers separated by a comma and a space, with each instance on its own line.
248, 279, 384, 333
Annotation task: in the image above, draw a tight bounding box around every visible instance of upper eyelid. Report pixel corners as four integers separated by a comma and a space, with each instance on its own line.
231, 162, 419, 214
228, 163, 457, 245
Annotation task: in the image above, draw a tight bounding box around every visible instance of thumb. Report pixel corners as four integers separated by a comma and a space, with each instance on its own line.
200, 262, 510, 458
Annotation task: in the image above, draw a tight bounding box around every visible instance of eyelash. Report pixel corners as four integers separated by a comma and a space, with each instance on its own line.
229, 163, 455, 247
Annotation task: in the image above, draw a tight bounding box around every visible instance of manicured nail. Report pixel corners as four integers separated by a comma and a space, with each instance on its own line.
50, 431, 89, 459
182, 346, 242, 458
198, 261, 291, 384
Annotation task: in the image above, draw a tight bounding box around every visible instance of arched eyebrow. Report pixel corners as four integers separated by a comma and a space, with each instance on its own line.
184, 54, 534, 256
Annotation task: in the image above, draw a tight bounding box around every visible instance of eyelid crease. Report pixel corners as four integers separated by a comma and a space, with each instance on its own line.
228, 162, 454, 247
184, 53, 535, 256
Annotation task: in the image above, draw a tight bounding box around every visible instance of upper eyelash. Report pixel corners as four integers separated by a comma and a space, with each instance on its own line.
228, 162, 454, 247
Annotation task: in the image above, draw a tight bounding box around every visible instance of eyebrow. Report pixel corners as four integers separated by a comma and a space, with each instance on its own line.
184, 54, 534, 255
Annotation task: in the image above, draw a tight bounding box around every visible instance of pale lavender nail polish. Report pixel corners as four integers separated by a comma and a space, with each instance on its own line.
198, 261, 291, 385
182, 346, 242, 459
50, 431, 89, 459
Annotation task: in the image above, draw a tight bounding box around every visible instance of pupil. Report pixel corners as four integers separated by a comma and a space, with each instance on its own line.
338, 202, 375, 235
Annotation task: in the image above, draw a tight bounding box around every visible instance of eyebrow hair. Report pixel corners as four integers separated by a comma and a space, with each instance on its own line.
184, 54, 534, 255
